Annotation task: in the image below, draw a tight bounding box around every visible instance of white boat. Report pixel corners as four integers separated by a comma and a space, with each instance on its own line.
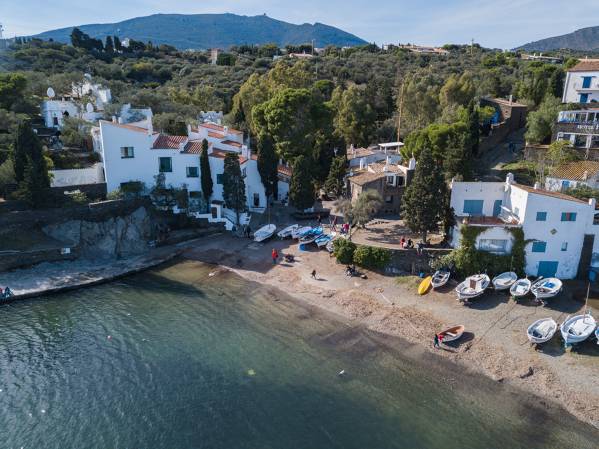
531, 278, 562, 300
492, 272, 517, 291
560, 313, 596, 345
299, 227, 323, 244
455, 274, 490, 301
254, 224, 276, 243
527, 318, 558, 344
510, 278, 531, 298
315, 234, 333, 247
595, 327, 599, 345
437, 325, 464, 342
431, 270, 450, 289
277, 224, 299, 239
292, 226, 312, 239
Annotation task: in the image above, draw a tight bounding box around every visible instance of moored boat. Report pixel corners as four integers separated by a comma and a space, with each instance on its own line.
437, 325, 465, 342
277, 224, 299, 239
560, 313, 596, 346
510, 278, 531, 298
531, 278, 562, 300
299, 227, 323, 244
292, 226, 312, 239
527, 318, 558, 344
492, 272, 517, 291
455, 274, 490, 302
254, 224, 276, 243
431, 270, 450, 289
315, 234, 333, 247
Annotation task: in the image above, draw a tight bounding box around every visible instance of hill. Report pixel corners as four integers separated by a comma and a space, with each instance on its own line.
517, 26, 599, 52
31, 13, 367, 49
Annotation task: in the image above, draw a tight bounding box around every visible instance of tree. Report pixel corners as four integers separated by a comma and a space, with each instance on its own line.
17, 128, 51, 208
401, 147, 448, 242
256, 133, 278, 200
439, 72, 475, 111
200, 139, 213, 209
399, 73, 440, 137
105, 36, 114, 53
13, 122, 34, 183
222, 152, 246, 225
289, 155, 315, 210
324, 155, 346, 197
332, 85, 375, 147
70, 28, 85, 48
352, 190, 383, 227
113, 36, 123, 52
524, 95, 562, 144
0, 73, 27, 110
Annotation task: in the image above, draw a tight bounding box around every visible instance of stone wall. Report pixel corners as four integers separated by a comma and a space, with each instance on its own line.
0, 248, 79, 272
384, 248, 453, 275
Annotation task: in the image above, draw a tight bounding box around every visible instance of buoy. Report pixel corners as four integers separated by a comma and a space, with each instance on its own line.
41, 409, 46, 414
247, 369, 256, 376
107, 335, 112, 340
338, 370, 346, 376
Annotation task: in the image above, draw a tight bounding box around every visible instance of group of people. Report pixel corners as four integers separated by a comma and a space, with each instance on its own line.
400, 236, 425, 255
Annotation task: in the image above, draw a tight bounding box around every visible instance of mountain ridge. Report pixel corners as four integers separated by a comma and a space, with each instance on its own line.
517, 25, 599, 52
30, 13, 367, 49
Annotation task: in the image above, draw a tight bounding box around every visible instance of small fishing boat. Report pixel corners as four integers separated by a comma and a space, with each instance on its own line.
595, 327, 599, 345
292, 226, 312, 239
437, 325, 465, 343
315, 234, 333, 247
277, 224, 299, 239
527, 318, 558, 344
531, 278, 562, 300
560, 313, 596, 346
455, 274, 490, 301
492, 272, 517, 291
299, 227, 323, 244
254, 224, 276, 243
418, 276, 432, 295
325, 240, 335, 253
431, 270, 450, 289
510, 278, 531, 298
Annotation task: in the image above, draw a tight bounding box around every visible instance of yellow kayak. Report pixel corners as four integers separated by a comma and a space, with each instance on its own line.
418, 276, 432, 295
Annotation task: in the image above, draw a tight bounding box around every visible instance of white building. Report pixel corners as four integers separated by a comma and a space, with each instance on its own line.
346, 144, 402, 168
545, 161, 599, 192
99, 119, 267, 214
450, 174, 599, 279
41, 99, 79, 129
562, 60, 599, 104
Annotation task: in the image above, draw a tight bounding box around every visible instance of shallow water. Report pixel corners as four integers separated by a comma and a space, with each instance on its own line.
0, 260, 597, 449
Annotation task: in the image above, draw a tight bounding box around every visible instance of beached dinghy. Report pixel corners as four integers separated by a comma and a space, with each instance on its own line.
455, 274, 490, 301
595, 327, 599, 345
315, 234, 333, 247
277, 224, 299, 239
254, 224, 276, 243
492, 272, 517, 291
418, 276, 432, 295
531, 278, 562, 300
560, 313, 596, 346
510, 278, 531, 298
299, 227, 323, 244
292, 226, 312, 239
527, 318, 558, 344
431, 270, 450, 289
437, 325, 465, 343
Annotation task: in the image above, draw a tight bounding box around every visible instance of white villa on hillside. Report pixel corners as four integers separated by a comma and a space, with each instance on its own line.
545, 161, 599, 192
562, 59, 599, 104
450, 174, 599, 279
98, 119, 269, 214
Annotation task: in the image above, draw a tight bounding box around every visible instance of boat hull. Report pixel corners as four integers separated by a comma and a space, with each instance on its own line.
531, 278, 562, 300
560, 314, 597, 345
455, 274, 490, 301
254, 224, 276, 243
527, 318, 558, 344
492, 272, 517, 291
510, 279, 531, 297
418, 277, 432, 295
438, 325, 464, 342
431, 270, 450, 289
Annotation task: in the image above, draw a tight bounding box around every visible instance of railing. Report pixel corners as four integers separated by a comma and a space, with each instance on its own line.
498, 206, 520, 225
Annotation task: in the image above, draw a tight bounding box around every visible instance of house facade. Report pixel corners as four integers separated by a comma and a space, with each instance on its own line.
562, 60, 599, 104
545, 161, 599, 192
346, 144, 402, 168
450, 174, 599, 279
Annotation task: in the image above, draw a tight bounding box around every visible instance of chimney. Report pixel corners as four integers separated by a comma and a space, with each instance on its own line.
359, 158, 365, 170
506, 172, 514, 185
147, 119, 153, 136
509, 94, 513, 105
583, 170, 589, 180
589, 198, 596, 209
408, 157, 416, 171
224, 126, 229, 134
117, 117, 123, 124
533, 182, 540, 190
187, 124, 192, 136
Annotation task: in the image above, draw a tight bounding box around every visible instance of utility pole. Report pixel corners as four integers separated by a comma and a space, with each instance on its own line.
311, 39, 315, 55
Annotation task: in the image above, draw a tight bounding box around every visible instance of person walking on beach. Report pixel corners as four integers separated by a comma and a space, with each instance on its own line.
271, 248, 278, 265
317, 214, 322, 227
311, 269, 317, 279
433, 334, 440, 349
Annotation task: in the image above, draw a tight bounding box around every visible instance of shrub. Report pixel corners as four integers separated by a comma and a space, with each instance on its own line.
352, 245, 391, 270
69, 190, 89, 205
107, 188, 124, 200
333, 238, 356, 264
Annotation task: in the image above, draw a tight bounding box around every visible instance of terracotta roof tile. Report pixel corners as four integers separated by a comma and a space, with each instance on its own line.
278, 165, 292, 177
208, 131, 226, 139
200, 122, 243, 135
183, 140, 210, 154
209, 148, 247, 164
221, 139, 242, 148
513, 183, 588, 204
152, 134, 187, 150
569, 59, 599, 72
549, 161, 599, 181
348, 170, 385, 186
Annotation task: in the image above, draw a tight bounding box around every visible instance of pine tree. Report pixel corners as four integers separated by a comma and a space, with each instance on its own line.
222, 152, 246, 225
113, 36, 123, 52
105, 36, 114, 53
289, 155, 315, 211
466, 100, 479, 156
200, 139, 213, 210
401, 147, 448, 243
18, 128, 51, 208
12, 122, 34, 183
256, 133, 278, 200
324, 155, 346, 197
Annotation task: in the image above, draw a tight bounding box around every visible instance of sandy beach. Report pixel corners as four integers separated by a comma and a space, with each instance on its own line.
183, 233, 599, 429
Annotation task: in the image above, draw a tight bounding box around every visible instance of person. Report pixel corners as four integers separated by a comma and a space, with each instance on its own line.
400, 236, 406, 248
416, 241, 424, 256
311, 269, 317, 279
271, 248, 278, 265
433, 334, 440, 349
331, 216, 338, 232
317, 214, 322, 226
407, 238, 413, 249
246, 225, 252, 239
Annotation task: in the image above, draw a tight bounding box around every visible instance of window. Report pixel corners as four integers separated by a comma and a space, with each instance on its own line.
582, 76, 593, 89
536, 211, 547, 221
574, 134, 587, 148
493, 200, 502, 217
561, 242, 568, 251
186, 166, 199, 178
242, 168, 247, 178
580, 93, 589, 103
463, 200, 484, 216
159, 157, 172, 173
478, 239, 508, 253
120, 146, 134, 158
217, 174, 224, 184
385, 195, 393, 203
594, 213, 599, 225
53, 117, 59, 126
253, 193, 260, 207
386, 176, 396, 186
532, 241, 547, 253
397, 176, 405, 186
561, 180, 570, 190
561, 212, 577, 222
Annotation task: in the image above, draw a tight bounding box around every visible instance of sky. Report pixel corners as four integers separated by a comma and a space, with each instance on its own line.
3, 0, 599, 49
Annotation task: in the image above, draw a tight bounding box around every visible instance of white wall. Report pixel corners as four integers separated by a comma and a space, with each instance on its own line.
50, 163, 105, 187
41, 100, 79, 129
449, 181, 505, 216
546, 176, 599, 192
563, 71, 599, 103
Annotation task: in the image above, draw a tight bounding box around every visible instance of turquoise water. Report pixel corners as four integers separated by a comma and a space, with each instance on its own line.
0, 260, 597, 449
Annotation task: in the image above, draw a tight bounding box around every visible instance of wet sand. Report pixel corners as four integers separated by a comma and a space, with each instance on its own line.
184, 234, 599, 430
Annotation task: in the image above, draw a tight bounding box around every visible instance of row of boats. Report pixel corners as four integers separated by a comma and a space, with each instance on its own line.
527, 313, 598, 346
253, 223, 336, 250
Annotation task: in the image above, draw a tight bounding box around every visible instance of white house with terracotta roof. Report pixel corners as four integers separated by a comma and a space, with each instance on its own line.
98, 119, 267, 214
545, 161, 599, 192
450, 174, 599, 279
562, 59, 599, 104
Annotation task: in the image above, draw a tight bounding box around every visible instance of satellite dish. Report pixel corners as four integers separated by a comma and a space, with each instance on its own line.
84, 73, 92, 80
47, 87, 55, 99
86, 102, 94, 113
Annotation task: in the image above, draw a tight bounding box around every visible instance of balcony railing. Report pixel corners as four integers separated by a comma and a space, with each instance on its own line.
498, 206, 520, 225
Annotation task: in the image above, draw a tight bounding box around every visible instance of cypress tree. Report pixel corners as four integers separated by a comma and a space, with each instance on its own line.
200, 139, 213, 209
324, 155, 346, 197
222, 152, 246, 225
105, 36, 114, 53
289, 155, 315, 211
19, 129, 51, 208
113, 36, 123, 52
13, 122, 34, 183
256, 133, 278, 200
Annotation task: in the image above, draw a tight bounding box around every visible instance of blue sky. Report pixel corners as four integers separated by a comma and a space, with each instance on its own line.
3, 0, 599, 49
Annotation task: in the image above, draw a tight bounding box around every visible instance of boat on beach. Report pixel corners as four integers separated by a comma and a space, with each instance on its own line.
277, 224, 299, 239
510, 278, 532, 298
292, 226, 312, 239
560, 313, 596, 346
492, 272, 517, 291
254, 224, 276, 243
437, 325, 464, 342
455, 274, 490, 302
315, 234, 333, 247
299, 227, 323, 244
527, 318, 558, 344
531, 278, 562, 300
418, 276, 432, 295
431, 270, 450, 289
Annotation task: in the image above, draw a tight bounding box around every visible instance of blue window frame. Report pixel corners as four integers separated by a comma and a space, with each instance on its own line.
536, 212, 547, 221
561, 212, 577, 222
216, 174, 224, 184
582, 76, 593, 89
463, 200, 484, 216
493, 200, 502, 217
538, 261, 558, 278
561, 180, 571, 190
580, 93, 589, 103
532, 241, 547, 253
